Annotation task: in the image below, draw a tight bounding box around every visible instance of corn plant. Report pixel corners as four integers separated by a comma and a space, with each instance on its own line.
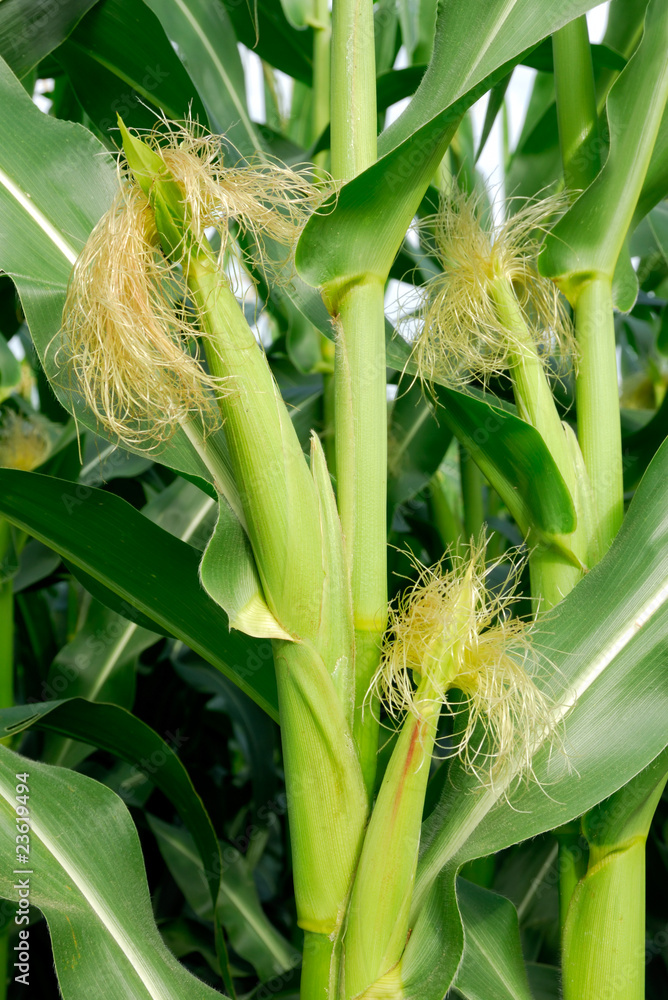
0, 1, 667, 999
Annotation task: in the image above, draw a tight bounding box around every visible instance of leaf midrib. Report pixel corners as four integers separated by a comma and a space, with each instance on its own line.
0, 779, 175, 998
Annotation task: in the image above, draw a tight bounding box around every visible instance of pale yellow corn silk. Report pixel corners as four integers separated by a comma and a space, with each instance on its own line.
56, 120, 331, 447
411, 189, 576, 389
56, 184, 222, 448
0, 410, 52, 471
372, 539, 558, 783
131, 119, 333, 281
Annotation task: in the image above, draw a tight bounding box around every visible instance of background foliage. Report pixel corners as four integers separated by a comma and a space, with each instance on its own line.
0, 0, 666, 998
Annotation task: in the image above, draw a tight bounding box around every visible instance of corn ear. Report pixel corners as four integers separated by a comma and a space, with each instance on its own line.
273, 639, 368, 933
186, 254, 325, 640
118, 122, 324, 641
309, 432, 355, 721
116, 125, 369, 963
343, 703, 439, 999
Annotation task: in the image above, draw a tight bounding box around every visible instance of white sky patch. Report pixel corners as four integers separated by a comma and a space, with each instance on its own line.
240, 44, 265, 123
8, 334, 25, 362
385, 46, 411, 129
272, 68, 294, 125
385, 278, 421, 326
32, 77, 54, 114
587, 2, 610, 43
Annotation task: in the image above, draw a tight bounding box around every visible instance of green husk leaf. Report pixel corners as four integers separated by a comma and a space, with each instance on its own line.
200, 496, 293, 640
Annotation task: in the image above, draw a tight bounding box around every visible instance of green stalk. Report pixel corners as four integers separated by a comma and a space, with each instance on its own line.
491, 278, 589, 608
546, 0, 668, 560
310, 0, 330, 171
330, 0, 376, 182
562, 753, 668, 1000
552, 15, 622, 562
552, 16, 600, 191
546, 21, 668, 1000
554, 822, 587, 937
335, 280, 387, 794
301, 932, 340, 1000
459, 443, 485, 543
430, 468, 463, 555
573, 276, 623, 558
330, 0, 385, 796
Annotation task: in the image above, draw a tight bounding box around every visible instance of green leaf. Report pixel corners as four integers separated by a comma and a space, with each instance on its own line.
400, 867, 461, 1000
142, 0, 262, 155
225, 0, 313, 86
475, 74, 512, 163
602, 0, 649, 60
453, 879, 533, 1000
46, 596, 141, 717
397, 0, 420, 60
401, 876, 534, 1000
0, 469, 279, 719
174, 652, 279, 822
376, 68, 427, 118
148, 815, 299, 981
432, 385, 576, 539
386, 335, 576, 538
526, 964, 561, 1000
56, 0, 208, 136
399, 436, 668, 998
417, 434, 668, 891
44, 478, 216, 766
0, 698, 222, 909
521, 39, 626, 74
279, 0, 311, 30
505, 78, 562, 202
381, 0, 602, 155
622, 390, 668, 490
0, 743, 226, 999
0, 54, 234, 489
387, 382, 452, 513
0, 0, 98, 78
78, 436, 153, 486
540, 0, 668, 302
296, 0, 603, 295
633, 107, 668, 227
